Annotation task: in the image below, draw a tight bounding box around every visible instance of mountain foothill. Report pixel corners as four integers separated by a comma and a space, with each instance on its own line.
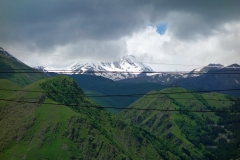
0, 47, 240, 159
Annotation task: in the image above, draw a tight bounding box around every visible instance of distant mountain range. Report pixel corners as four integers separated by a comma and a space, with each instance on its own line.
34, 51, 240, 92
186, 63, 224, 78
118, 63, 239, 84
175, 63, 240, 97
118, 63, 240, 97
35, 55, 153, 80
1, 47, 240, 97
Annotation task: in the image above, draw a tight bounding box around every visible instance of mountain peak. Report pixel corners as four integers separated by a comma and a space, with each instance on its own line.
207, 63, 224, 67
0, 47, 22, 63
36, 54, 153, 81
227, 63, 240, 68
119, 54, 137, 62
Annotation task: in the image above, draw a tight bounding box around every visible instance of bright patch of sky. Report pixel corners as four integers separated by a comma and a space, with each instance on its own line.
148, 23, 167, 35
156, 23, 168, 35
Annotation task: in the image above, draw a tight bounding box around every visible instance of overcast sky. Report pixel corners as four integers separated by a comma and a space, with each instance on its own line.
1, 0, 240, 71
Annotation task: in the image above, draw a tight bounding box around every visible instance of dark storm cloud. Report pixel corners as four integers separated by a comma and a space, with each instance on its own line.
1, 0, 240, 51
0, 0, 151, 51
150, 0, 240, 40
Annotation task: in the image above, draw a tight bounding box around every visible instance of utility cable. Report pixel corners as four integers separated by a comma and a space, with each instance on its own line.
0, 71, 240, 74
4, 49, 240, 68
16, 97, 240, 102
0, 88, 239, 97
0, 98, 239, 113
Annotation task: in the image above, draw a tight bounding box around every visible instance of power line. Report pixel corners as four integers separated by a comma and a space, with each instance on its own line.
1, 68, 240, 72
15, 97, 240, 102
0, 70, 239, 74
0, 98, 238, 113
5, 49, 240, 68
0, 88, 239, 97
1, 68, 238, 71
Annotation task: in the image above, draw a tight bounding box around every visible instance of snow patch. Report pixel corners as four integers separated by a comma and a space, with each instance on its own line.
35, 55, 153, 81
234, 79, 239, 84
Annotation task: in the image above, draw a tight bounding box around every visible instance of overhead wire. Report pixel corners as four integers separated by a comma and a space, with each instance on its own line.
4, 49, 240, 68
11, 97, 240, 102
0, 70, 239, 74
1, 88, 240, 103
0, 67, 239, 74
0, 88, 240, 97
0, 98, 239, 113
1, 68, 239, 71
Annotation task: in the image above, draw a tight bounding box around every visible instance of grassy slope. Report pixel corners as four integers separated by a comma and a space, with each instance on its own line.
0, 79, 22, 98
0, 54, 47, 86
0, 76, 188, 160
84, 89, 121, 114
202, 92, 234, 109
119, 87, 238, 159
119, 90, 205, 159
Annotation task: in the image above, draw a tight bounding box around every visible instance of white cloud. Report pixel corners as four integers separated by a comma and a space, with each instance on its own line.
9, 23, 240, 72
125, 23, 240, 71
12, 38, 127, 68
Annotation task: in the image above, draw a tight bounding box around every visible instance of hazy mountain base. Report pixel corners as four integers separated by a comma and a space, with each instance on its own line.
0, 76, 189, 160
70, 74, 166, 112
119, 87, 240, 159
174, 65, 240, 97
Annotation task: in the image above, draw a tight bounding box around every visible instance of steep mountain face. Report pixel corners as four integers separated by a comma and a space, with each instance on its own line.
35, 55, 153, 80
175, 64, 240, 97
0, 47, 22, 63
0, 47, 47, 86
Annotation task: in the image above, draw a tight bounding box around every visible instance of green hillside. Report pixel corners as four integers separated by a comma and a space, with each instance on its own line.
0, 54, 47, 86
84, 89, 122, 113
0, 79, 22, 98
0, 76, 190, 159
119, 87, 240, 159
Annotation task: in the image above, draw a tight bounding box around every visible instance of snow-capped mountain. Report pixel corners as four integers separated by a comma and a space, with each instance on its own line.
0, 47, 22, 63
35, 55, 153, 81
183, 63, 224, 78
118, 63, 227, 84
118, 72, 185, 85
118, 63, 239, 85
174, 63, 240, 97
